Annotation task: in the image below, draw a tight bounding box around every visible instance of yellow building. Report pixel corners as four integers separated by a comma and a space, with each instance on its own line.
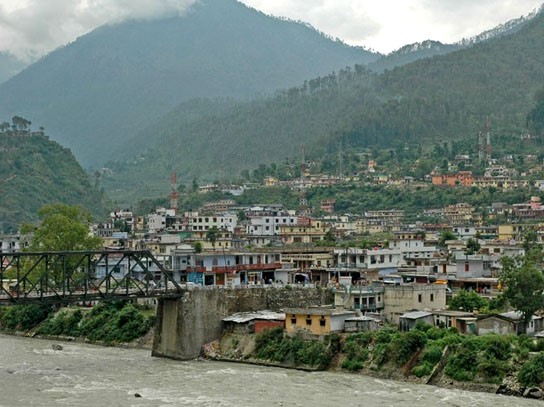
284, 307, 356, 336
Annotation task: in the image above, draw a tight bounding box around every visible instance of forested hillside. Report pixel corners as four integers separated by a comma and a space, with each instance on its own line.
0, 123, 109, 232
0, 0, 378, 168
101, 11, 544, 204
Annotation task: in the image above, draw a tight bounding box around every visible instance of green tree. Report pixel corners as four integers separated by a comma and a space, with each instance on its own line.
464, 238, 481, 255
206, 226, 220, 248
438, 230, 456, 247
17, 204, 103, 286
499, 251, 544, 323
449, 289, 488, 312
21, 204, 102, 252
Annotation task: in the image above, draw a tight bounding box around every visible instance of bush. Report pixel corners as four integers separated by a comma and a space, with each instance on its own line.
518, 354, 544, 387
478, 334, 512, 361
341, 336, 370, 371
392, 330, 428, 365
375, 327, 396, 344
62, 301, 155, 343
254, 329, 331, 368
295, 340, 331, 368
444, 339, 478, 381
38, 308, 83, 336
0, 304, 50, 331
421, 344, 443, 365
371, 343, 389, 367
412, 362, 434, 378
477, 356, 510, 384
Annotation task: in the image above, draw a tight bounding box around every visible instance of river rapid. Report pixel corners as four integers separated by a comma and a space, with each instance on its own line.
0, 334, 539, 407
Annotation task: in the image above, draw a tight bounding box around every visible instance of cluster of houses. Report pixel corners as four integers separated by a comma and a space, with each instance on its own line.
3, 195, 544, 338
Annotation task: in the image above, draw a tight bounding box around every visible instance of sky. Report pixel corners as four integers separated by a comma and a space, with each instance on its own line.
0, 0, 542, 61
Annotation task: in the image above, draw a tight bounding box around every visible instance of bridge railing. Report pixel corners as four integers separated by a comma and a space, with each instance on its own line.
0, 250, 183, 305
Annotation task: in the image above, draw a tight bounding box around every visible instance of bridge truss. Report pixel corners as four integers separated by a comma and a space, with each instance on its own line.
0, 250, 182, 305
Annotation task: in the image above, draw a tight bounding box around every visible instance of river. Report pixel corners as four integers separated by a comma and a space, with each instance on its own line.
0, 334, 538, 407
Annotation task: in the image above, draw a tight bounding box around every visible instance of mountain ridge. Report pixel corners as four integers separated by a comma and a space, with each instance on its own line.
100, 10, 544, 204
0, 0, 378, 168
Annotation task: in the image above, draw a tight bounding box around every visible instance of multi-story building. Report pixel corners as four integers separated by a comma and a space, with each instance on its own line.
279, 219, 328, 245
172, 248, 282, 287
388, 232, 437, 267
383, 284, 446, 323
245, 206, 298, 237
363, 210, 404, 233
185, 211, 238, 233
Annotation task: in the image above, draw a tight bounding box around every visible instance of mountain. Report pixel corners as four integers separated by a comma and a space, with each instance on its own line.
0, 0, 379, 168
370, 5, 543, 72
100, 10, 544, 204
0, 125, 110, 232
0, 52, 26, 85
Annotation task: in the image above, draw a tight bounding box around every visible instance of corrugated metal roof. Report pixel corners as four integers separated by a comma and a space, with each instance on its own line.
400, 311, 433, 319
222, 310, 285, 324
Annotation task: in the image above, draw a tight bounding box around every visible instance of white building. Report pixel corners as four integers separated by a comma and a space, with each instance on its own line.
245, 206, 298, 236
147, 208, 177, 233
334, 247, 402, 270
185, 211, 238, 233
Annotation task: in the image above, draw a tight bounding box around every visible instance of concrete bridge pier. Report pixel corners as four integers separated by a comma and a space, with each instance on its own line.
152, 287, 332, 360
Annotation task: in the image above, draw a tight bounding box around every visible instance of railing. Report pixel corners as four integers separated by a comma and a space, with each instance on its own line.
0, 250, 182, 305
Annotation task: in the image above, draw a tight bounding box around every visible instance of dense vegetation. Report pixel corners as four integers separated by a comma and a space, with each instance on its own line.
0, 301, 155, 344
37, 302, 155, 343
100, 10, 544, 203
341, 324, 544, 386
251, 323, 544, 390
0, 123, 109, 232
0, 0, 378, 168
253, 327, 332, 369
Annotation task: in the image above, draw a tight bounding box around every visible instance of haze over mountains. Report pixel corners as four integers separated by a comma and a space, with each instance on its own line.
95, 6, 544, 204
0, 0, 543, 210
0, 52, 26, 85
0, 0, 378, 168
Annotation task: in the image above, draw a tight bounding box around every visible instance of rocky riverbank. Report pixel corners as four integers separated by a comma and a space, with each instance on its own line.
203, 331, 544, 401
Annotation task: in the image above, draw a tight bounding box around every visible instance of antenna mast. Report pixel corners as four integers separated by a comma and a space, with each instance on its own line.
170, 172, 178, 214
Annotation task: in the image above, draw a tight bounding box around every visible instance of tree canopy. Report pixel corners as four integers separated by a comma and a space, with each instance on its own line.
21, 204, 103, 252
499, 249, 544, 322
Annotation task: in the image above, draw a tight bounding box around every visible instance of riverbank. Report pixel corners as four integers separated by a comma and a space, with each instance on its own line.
0, 302, 156, 349
203, 329, 544, 401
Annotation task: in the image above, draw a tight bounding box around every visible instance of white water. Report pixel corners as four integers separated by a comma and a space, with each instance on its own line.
0, 334, 537, 407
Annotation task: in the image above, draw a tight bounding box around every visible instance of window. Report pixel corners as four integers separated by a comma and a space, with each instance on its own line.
306, 316, 312, 326
464, 262, 469, 272
319, 318, 326, 327
291, 317, 297, 324
430, 294, 434, 302
418, 294, 422, 303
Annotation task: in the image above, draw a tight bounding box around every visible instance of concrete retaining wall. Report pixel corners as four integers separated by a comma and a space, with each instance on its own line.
152, 287, 332, 360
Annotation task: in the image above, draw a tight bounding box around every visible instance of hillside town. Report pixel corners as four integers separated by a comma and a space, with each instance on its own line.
5, 171, 544, 340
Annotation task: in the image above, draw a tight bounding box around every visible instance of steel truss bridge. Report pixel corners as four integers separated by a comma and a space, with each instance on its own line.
0, 250, 183, 305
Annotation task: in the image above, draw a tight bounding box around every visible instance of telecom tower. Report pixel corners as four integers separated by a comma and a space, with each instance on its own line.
170, 172, 178, 214
486, 122, 492, 162
478, 131, 484, 162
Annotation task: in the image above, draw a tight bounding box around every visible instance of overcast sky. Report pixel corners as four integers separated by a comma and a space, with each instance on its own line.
0, 0, 542, 61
